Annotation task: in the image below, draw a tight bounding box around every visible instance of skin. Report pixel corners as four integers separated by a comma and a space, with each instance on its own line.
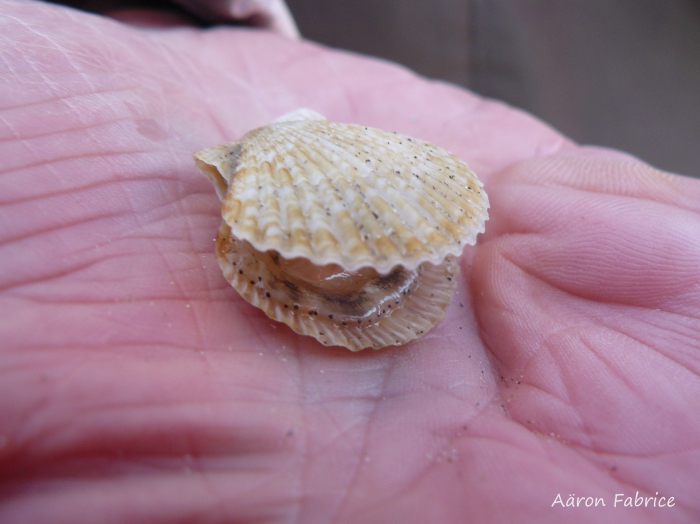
1, 2, 699, 522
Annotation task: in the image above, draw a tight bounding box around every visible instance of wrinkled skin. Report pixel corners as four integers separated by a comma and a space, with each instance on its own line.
1, 2, 699, 523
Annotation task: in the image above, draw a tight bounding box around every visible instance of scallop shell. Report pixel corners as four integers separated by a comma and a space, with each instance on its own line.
194, 109, 488, 351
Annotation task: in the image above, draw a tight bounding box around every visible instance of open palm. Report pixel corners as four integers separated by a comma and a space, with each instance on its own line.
1, 2, 699, 522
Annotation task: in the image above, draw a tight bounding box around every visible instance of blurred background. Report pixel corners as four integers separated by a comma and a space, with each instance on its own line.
286, 0, 700, 178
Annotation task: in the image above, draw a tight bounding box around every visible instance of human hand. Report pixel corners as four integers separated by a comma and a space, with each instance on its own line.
1, 2, 699, 522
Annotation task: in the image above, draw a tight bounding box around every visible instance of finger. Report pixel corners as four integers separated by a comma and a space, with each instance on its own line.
480, 150, 700, 312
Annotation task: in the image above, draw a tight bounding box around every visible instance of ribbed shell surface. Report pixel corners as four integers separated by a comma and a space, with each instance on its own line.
199, 119, 488, 274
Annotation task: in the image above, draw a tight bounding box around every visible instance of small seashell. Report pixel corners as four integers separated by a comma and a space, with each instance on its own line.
194, 108, 488, 351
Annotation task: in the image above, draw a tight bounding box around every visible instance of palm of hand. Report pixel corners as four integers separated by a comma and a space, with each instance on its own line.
1, 3, 699, 522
